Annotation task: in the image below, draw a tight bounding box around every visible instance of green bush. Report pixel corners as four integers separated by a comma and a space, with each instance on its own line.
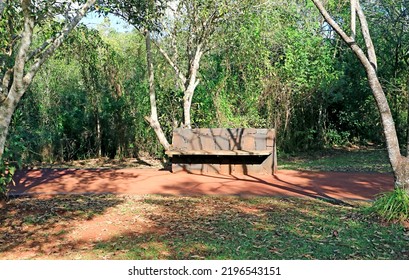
0, 160, 16, 202
370, 187, 409, 222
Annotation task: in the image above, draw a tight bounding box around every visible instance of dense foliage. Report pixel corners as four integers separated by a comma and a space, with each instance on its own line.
3, 0, 409, 163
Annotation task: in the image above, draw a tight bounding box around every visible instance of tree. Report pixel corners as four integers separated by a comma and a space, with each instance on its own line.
153, 0, 249, 129
368, 0, 409, 149
145, 29, 170, 149
98, 0, 172, 149
116, 0, 251, 134
311, 0, 409, 192
0, 0, 97, 160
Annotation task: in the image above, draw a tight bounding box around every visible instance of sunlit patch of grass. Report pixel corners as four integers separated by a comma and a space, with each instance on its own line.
279, 148, 391, 173
77, 196, 409, 260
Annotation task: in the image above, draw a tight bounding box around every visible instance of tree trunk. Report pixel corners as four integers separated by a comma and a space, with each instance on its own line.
145, 31, 170, 150
0, 95, 17, 159
183, 45, 203, 128
406, 77, 409, 156
395, 156, 409, 192
311, 0, 408, 192
365, 66, 401, 173
183, 89, 194, 129
96, 111, 102, 158
0, 0, 96, 160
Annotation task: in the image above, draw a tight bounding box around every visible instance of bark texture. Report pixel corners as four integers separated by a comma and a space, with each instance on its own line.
0, 96, 16, 159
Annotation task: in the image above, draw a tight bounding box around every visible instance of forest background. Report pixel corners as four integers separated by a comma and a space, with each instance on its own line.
1, 0, 408, 168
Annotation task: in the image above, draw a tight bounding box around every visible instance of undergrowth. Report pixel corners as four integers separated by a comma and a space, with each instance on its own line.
0, 160, 15, 202
370, 187, 409, 222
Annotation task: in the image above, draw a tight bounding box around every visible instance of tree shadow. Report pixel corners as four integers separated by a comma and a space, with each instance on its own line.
1, 195, 407, 259
0, 194, 124, 257
154, 170, 393, 203
10, 168, 143, 196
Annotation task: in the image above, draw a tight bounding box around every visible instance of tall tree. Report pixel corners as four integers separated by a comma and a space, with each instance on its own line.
154, 0, 246, 129
100, 0, 172, 148
311, 0, 409, 192
0, 0, 97, 159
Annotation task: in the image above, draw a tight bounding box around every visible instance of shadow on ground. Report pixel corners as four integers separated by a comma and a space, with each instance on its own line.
10, 169, 394, 202
1, 195, 408, 260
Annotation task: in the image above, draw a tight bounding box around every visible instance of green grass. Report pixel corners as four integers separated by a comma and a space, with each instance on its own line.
279, 148, 392, 173
371, 187, 409, 222
1, 195, 408, 260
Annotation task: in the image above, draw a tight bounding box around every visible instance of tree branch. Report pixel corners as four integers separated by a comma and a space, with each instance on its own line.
355, 0, 377, 70
311, 0, 371, 69
350, 0, 356, 39
23, 0, 97, 88
26, 38, 54, 62
152, 39, 187, 88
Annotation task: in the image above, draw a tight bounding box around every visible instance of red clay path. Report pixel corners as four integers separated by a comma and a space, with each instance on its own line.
10, 168, 394, 201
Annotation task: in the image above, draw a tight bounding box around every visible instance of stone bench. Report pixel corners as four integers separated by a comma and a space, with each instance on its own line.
165, 128, 277, 175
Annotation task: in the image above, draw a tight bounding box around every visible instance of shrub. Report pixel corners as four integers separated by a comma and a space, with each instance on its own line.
0, 160, 16, 202
370, 187, 409, 222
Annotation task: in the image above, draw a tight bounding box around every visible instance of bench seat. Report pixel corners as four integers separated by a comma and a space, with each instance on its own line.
166, 149, 272, 156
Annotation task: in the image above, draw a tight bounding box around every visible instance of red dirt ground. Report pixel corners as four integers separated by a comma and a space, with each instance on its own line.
1, 168, 397, 259
10, 168, 394, 201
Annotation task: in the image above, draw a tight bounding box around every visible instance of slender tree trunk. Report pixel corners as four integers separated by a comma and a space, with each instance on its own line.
145, 30, 170, 150
183, 89, 194, 128
0, 96, 17, 159
96, 111, 102, 158
183, 46, 202, 128
406, 77, 409, 156
312, 0, 409, 193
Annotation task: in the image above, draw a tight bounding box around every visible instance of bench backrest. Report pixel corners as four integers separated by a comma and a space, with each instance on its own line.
171, 128, 275, 151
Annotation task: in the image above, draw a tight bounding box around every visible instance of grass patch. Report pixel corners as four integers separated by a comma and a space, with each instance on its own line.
279, 148, 391, 173
370, 188, 409, 222
0, 195, 408, 260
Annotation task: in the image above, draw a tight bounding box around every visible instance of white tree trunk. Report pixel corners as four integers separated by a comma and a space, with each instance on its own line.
183, 45, 203, 128
0, 96, 17, 159
312, 0, 409, 192
0, 0, 96, 160
145, 31, 170, 150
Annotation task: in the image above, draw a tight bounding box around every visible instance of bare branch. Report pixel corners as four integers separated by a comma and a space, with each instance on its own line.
310, 0, 375, 72
26, 38, 54, 62
152, 39, 187, 88
356, 0, 378, 70
351, 0, 356, 40
311, 1, 355, 46
23, 0, 97, 88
